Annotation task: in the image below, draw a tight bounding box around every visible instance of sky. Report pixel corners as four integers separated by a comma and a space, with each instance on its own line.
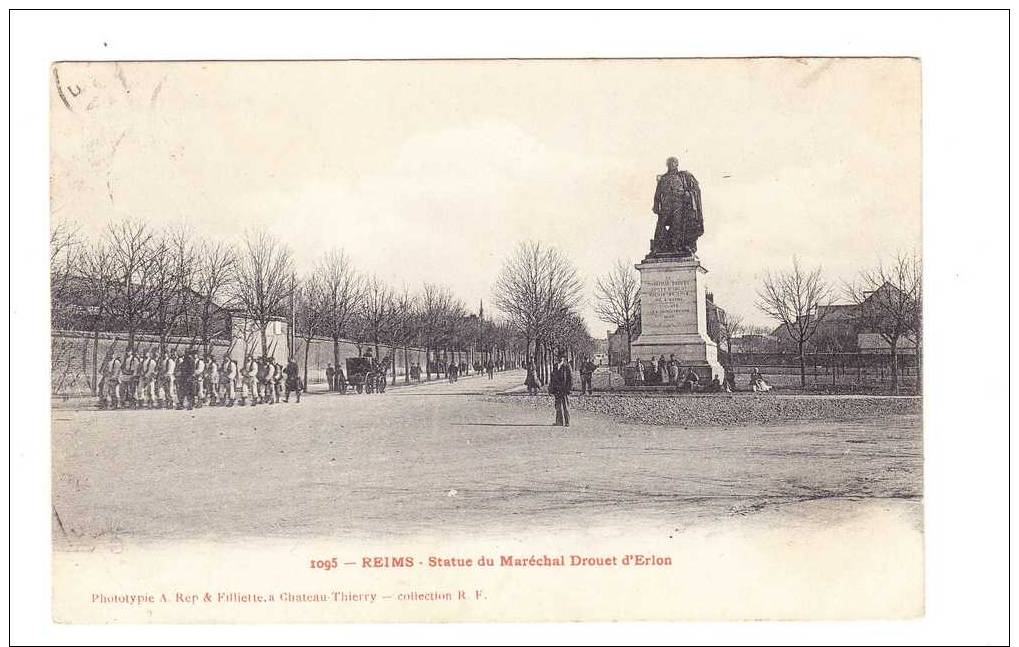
50, 58, 921, 333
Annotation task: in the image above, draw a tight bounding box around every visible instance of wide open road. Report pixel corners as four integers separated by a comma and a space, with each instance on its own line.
51, 368, 922, 546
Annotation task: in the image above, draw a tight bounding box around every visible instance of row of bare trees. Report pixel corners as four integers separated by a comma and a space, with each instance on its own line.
51, 220, 241, 392
51, 218, 530, 394
589, 251, 923, 391
492, 241, 594, 384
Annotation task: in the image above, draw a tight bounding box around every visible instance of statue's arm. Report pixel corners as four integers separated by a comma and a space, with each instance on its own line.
691, 175, 702, 213
681, 172, 702, 213
652, 176, 663, 213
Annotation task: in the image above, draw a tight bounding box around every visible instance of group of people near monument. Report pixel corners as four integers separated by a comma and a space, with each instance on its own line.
632, 356, 773, 393
97, 347, 304, 410
633, 354, 714, 391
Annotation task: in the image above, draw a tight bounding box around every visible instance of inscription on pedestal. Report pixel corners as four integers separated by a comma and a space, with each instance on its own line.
642, 275, 697, 333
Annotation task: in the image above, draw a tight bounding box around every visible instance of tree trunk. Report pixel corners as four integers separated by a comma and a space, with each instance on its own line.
90, 331, 100, 396
332, 336, 342, 388
798, 340, 806, 387
303, 336, 311, 388
404, 346, 410, 383
260, 324, 269, 358
625, 324, 632, 364
890, 337, 899, 391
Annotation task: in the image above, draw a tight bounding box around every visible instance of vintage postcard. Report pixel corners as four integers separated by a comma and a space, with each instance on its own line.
49, 58, 922, 623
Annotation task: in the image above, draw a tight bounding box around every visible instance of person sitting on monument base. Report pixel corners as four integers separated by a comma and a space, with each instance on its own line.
679, 367, 700, 392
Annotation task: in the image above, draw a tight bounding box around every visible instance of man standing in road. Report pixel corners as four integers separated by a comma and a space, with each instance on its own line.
549, 351, 573, 427
579, 356, 595, 395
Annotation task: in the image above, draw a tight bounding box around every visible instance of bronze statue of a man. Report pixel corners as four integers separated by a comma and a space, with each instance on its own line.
651, 156, 703, 257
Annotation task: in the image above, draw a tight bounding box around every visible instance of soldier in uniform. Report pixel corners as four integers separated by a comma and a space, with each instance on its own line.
174, 350, 186, 408
240, 354, 257, 406
121, 348, 139, 408
221, 353, 238, 406
100, 353, 121, 409
192, 350, 206, 408
157, 350, 174, 409
284, 357, 303, 403
177, 349, 194, 409
325, 364, 335, 391
205, 355, 220, 406
139, 349, 158, 408
273, 359, 285, 403
256, 356, 271, 404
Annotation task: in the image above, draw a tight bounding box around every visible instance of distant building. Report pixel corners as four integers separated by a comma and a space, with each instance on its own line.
730, 333, 780, 355
768, 282, 918, 354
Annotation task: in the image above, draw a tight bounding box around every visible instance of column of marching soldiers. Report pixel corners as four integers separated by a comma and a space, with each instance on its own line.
97, 348, 306, 410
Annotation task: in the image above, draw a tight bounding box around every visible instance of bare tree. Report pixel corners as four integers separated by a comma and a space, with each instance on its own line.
106, 219, 158, 354
314, 250, 362, 378
148, 225, 199, 352
845, 251, 922, 391
73, 240, 116, 394
294, 274, 327, 387
717, 311, 746, 359
194, 239, 236, 354
493, 241, 583, 382
50, 219, 80, 309
389, 286, 418, 384
756, 257, 835, 387
418, 283, 461, 379
593, 260, 639, 363
360, 274, 395, 362
234, 230, 294, 357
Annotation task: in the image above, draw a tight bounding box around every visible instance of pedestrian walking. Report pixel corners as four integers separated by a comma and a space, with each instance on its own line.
325, 364, 335, 391
284, 357, 303, 403
205, 355, 220, 406
241, 355, 257, 406
159, 350, 176, 409
549, 351, 573, 427
222, 353, 238, 406
579, 356, 595, 395
100, 354, 121, 409
122, 348, 140, 408
140, 349, 158, 408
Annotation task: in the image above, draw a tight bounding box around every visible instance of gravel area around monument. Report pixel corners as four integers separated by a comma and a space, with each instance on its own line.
488, 392, 922, 427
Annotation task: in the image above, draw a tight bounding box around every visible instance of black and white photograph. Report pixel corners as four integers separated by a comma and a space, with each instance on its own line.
8, 8, 1011, 644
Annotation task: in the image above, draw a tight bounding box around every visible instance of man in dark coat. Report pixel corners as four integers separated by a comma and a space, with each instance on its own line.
579, 356, 596, 395
549, 351, 573, 427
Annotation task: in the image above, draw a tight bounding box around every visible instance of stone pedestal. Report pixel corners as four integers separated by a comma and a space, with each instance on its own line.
631, 256, 724, 381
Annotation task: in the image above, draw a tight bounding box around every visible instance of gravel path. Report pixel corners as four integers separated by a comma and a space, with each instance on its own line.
489, 392, 921, 427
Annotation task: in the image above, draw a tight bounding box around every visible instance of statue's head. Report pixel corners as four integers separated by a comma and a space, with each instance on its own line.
666, 156, 679, 171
